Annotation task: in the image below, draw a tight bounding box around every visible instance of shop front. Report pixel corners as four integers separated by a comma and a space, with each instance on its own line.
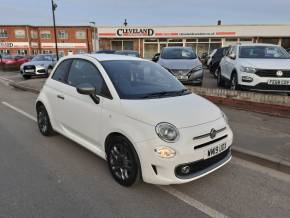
97, 24, 290, 59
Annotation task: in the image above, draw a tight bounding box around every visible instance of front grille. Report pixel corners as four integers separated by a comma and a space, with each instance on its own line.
193, 127, 226, 140
23, 65, 36, 72
255, 69, 290, 78
253, 83, 290, 91
175, 148, 231, 179
171, 69, 191, 76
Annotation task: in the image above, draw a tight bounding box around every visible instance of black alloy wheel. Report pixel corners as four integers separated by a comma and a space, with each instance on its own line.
37, 104, 54, 136
230, 73, 240, 90
217, 68, 225, 87
107, 136, 141, 186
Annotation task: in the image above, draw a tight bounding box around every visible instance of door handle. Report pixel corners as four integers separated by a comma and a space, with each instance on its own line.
57, 95, 65, 100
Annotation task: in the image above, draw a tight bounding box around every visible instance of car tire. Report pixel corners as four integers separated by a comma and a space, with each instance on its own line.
214, 68, 219, 78
37, 104, 54, 136
230, 73, 240, 90
107, 135, 141, 187
217, 68, 225, 87
23, 75, 31, 80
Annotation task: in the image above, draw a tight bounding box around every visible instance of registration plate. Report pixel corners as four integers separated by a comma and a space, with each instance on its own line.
268, 80, 290, 85
25, 69, 35, 73
205, 142, 227, 159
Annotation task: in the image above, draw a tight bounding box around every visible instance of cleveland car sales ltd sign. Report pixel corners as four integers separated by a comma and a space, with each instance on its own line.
116, 28, 155, 37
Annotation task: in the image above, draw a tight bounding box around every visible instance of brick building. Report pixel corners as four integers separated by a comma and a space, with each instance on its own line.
0, 25, 95, 56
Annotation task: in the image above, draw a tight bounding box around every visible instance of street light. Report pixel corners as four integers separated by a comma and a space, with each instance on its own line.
90, 21, 97, 52
51, 0, 59, 61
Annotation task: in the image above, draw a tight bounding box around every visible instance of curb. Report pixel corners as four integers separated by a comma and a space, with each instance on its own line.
9, 81, 40, 94
232, 147, 290, 175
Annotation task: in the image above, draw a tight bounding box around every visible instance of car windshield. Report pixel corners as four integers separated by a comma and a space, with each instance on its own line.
161, 47, 197, 59
116, 51, 139, 57
239, 46, 290, 59
32, 55, 53, 61
101, 60, 190, 99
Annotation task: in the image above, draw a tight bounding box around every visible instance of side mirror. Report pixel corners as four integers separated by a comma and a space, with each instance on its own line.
229, 53, 236, 60
152, 53, 160, 62
76, 83, 100, 104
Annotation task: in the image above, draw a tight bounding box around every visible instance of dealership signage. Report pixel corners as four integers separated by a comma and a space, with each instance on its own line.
116, 28, 155, 37
0, 42, 29, 48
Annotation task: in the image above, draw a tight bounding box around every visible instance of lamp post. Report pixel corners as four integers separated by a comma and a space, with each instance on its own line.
90, 21, 97, 52
51, 0, 59, 61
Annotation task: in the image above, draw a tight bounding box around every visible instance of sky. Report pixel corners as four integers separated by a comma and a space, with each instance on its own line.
1, 0, 290, 26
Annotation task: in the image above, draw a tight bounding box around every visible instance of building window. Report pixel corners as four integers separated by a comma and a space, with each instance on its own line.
0, 50, 10, 54
31, 30, 38, 39
17, 50, 28, 55
15, 30, 26, 38
282, 38, 290, 49
32, 50, 39, 55
76, 49, 85, 54
58, 50, 65, 57
42, 50, 52, 54
40, 31, 51, 39
259, 38, 279, 45
75, 31, 86, 39
0, 29, 8, 38
57, 30, 68, 39
111, 40, 133, 51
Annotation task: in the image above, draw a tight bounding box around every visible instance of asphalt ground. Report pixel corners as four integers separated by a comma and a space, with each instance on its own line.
0, 78, 290, 217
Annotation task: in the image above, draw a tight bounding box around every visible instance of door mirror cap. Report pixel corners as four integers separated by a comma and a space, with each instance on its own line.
76, 83, 96, 95
152, 53, 160, 62
229, 53, 236, 59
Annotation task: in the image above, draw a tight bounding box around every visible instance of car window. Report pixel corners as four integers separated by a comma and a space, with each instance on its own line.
52, 59, 71, 82
67, 59, 111, 98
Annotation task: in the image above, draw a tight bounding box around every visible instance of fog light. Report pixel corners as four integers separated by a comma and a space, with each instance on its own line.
181, 166, 190, 174
242, 76, 253, 82
154, 146, 176, 158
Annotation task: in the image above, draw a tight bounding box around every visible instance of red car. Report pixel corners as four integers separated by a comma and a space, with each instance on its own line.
0, 55, 29, 65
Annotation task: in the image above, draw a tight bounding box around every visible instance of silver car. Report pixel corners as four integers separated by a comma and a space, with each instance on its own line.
20, 54, 57, 79
156, 47, 203, 85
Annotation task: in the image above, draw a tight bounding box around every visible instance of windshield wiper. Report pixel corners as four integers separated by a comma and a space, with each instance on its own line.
141, 89, 190, 99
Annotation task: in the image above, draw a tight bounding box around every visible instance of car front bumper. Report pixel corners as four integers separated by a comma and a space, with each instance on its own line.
238, 72, 290, 93
21, 65, 48, 76
173, 69, 204, 85
135, 119, 233, 185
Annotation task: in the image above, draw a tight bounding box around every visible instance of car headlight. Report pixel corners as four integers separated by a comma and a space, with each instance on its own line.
155, 122, 179, 143
188, 65, 203, 76
221, 111, 229, 124
240, 66, 256, 73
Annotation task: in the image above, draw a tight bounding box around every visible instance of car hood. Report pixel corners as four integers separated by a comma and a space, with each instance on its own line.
22, 61, 51, 66
240, 58, 290, 70
120, 94, 222, 128
158, 58, 201, 70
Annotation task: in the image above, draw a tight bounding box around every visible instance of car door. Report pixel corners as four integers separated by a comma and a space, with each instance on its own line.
221, 46, 236, 80
45, 59, 72, 130
56, 58, 112, 149
226, 46, 237, 79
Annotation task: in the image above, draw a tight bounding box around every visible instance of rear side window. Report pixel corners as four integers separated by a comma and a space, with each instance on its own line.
52, 60, 71, 82
67, 59, 111, 98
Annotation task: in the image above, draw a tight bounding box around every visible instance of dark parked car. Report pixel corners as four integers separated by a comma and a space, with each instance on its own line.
208, 47, 230, 77
115, 50, 140, 57
200, 52, 209, 65
94, 50, 116, 54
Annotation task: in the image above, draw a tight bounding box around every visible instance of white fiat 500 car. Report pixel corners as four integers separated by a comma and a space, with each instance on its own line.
36, 54, 233, 186
218, 43, 290, 94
